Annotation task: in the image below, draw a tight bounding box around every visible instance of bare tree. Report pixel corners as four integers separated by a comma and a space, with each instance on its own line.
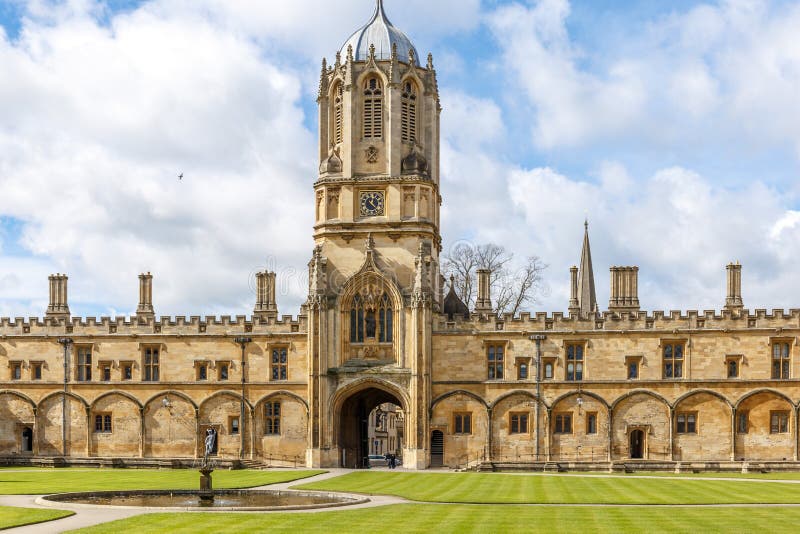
442, 242, 547, 316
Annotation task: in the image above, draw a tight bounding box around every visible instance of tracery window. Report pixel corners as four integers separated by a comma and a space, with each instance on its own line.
333, 82, 343, 145
350, 293, 393, 343
401, 81, 417, 143
663, 341, 684, 379
566, 343, 584, 381
363, 77, 383, 139
772, 341, 791, 379
265, 402, 281, 435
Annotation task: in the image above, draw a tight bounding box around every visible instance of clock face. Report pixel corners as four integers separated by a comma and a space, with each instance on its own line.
360, 191, 385, 217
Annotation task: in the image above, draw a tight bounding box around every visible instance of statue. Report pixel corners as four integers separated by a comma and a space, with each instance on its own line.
199, 428, 217, 503
204, 428, 217, 459
365, 311, 376, 338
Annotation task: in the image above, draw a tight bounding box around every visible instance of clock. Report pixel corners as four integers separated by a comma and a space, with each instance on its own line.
360, 191, 385, 217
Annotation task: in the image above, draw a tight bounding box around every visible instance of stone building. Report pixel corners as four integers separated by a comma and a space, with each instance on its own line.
2, 0, 799, 471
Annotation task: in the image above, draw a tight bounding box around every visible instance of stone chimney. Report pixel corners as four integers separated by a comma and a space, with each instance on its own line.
724, 262, 744, 313
46, 274, 70, 319
475, 268, 493, 313
254, 271, 278, 319
609, 266, 640, 313
137, 272, 155, 319
568, 266, 580, 315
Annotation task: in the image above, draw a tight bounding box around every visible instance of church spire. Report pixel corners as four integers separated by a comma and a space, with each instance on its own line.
577, 220, 598, 317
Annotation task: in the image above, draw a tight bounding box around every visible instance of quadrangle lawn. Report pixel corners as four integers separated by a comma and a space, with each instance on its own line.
0, 468, 324, 495
0, 505, 73, 529
296, 471, 800, 504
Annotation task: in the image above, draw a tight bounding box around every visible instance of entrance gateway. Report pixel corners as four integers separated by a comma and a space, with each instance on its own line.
338, 387, 404, 469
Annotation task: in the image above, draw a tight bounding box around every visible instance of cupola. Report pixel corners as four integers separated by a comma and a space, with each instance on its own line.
340, 0, 419, 61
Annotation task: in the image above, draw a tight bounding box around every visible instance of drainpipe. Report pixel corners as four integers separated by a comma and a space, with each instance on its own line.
58, 338, 73, 457
234, 337, 252, 460
530, 335, 546, 461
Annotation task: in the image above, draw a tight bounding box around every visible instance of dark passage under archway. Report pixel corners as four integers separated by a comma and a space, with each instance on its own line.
630, 429, 644, 459
21, 427, 33, 453
339, 387, 402, 469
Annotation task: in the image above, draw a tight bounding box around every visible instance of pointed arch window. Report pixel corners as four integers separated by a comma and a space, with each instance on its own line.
363, 77, 383, 139
401, 81, 417, 143
350, 293, 393, 343
333, 82, 344, 145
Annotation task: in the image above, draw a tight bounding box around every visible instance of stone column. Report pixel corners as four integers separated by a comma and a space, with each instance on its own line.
137, 273, 155, 319
568, 266, 579, 314
724, 262, 744, 313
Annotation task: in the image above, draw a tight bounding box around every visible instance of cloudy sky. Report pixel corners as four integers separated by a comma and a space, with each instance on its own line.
1, 0, 799, 319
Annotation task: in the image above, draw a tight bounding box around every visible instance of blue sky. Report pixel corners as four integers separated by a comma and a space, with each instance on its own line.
1, 0, 799, 318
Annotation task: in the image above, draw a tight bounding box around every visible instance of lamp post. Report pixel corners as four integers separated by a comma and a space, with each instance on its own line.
233, 337, 252, 460
530, 334, 546, 461
58, 337, 73, 457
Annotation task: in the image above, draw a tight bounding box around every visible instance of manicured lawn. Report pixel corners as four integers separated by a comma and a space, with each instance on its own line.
69, 504, 800, 533
0, 469, 324, 495
0, 505, 73, 529
296, 471, 800, 504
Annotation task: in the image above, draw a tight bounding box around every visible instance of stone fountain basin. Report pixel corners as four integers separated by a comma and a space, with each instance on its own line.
38, 489, 369, 511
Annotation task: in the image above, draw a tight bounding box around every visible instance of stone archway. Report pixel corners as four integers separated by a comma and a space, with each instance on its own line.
337, 386, 404, 469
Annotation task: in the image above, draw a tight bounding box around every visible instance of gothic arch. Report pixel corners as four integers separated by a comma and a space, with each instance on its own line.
673, 389, 733, 409
143, 390, 199, 412
432, 390, 489, 412
330, 378, 410, 417
611, 389, 671, 411
0, 390, 37, 410
734, 388, 795, 410
199, 390, 253, 412
90, 391, 143, 411
550, 390, 611, 411
355, 68, 389, 91
254, 391, 309, 412
489, 390, 544, 411
38, 391, 88, 410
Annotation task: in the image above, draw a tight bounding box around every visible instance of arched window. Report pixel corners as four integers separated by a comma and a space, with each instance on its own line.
363, 77, 383, 139
333, 82, 343, 145
350, 292, 393, 343
401, 81, 417, 143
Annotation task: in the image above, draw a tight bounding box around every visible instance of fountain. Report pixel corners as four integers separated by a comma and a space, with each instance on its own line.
198, 428, 217, 505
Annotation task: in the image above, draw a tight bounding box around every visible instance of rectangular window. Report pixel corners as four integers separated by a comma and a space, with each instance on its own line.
143, 347, 160, 381
454, 413, 472, 435
772, 342, 791, 379
626, 356, 641, 380
271, 347, 288, 381
101, 364, 111, 382
76, 346, 92, 381
737, 411, 748, 434
663, 341, 684, 379
510, 413, 529, 434
10, 362, 22, 380
554, 413, 572, 434
31, 362, 42, 380
565, 343, 584, 381
543, 360, 554, 380
218, 363, 229, 381
94, 413, 112, 433
265, 402, 281, 435
517, 360, 529, 380
770, 411, 789, 434
586, 412, 598, 434
487, 344, 504, 380
676, 413, 697, 434
197, 364, 208, 381
229, 416, 240, 435
726, 357, 740, 379
122, 363, 133, 381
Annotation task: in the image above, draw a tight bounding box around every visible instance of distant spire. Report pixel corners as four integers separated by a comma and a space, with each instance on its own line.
577, 220, 598, 317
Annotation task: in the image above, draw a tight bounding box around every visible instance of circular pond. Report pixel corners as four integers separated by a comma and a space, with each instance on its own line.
40, 490, 369, 511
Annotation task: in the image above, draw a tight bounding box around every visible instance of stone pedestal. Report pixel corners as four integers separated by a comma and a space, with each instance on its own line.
199, 469, 214, 504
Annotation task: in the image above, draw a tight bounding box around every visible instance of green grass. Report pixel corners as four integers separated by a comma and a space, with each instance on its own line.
0, 505, 73, 529
68, 504, 800, 534
296, 471, 800, 504
0, 469, 324, 495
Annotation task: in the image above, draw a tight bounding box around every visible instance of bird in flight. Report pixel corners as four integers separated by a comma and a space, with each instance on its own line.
178, 173, 183, 180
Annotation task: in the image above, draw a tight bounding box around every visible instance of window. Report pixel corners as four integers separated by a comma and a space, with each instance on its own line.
770, 411, 789, 434
566, 343, 584, 381
197, 363, 208, 381
10, 362, 22, 380
271, 348, 288, 381
625, 356, 641, 380
229, 416, 240, 435
265, 402, 281, 435
663, 341, 684, 379
737, 411, 748, 434
510, 413, 529, 434
517, 361, 529, 380
772, 342, 791, 379
543, 360, 554, 380
76, 346, 92, 381
453, 413, 472, 434
101, 363, 111, 382
350, 294, 393, 343
333, 82, 343, 145
122, 363, 133, 381
487, 344, 504, 380
143, 347, 160, 381
676, 413, 697, 434
554, 413, 572, 434
586, 412, 598, 434
727, 357, 740, 378
401, 81, 417, 143
363, 77, 383, 139
94, 414, 112, 433
218, 362, 229, 381
31, 362, 42, 380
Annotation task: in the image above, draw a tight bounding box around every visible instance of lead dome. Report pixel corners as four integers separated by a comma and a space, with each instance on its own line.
340, 0, 419, 61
